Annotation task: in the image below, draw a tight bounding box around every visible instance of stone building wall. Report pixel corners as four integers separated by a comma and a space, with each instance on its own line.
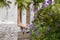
0, 0, 20, 40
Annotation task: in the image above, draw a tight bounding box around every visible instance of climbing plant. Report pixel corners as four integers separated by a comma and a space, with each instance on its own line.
29, 0, 60, 40
16, 0, 32, 9
0, 0, 11, 7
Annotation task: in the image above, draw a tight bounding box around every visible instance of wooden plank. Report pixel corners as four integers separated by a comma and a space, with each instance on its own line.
18, 32, 30, 40
26, 7, 30, 24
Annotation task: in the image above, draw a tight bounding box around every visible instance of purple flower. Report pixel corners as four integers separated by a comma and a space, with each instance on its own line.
44, 3, 49, 7
37, 32, 40, 35
34, 16, 36, 19
33, 8, 37, 13
44, 0, 51, 7
36, 31, 40, 37
47, 0, 51, 4
29, 23, 34, 30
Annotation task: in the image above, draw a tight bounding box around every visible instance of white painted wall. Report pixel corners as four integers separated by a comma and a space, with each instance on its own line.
0, 0, 21, 32
0, 0, 17, 24
0, 0, 19, 40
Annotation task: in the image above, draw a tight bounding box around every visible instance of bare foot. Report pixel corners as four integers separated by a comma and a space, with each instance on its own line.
18, 23, 27, 28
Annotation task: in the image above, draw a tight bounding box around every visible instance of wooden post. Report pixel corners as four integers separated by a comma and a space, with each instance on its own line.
26, 7, 30, 25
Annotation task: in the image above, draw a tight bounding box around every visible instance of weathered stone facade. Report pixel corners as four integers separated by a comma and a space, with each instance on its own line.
0, 0, 20, 40
0, 24, 19, 40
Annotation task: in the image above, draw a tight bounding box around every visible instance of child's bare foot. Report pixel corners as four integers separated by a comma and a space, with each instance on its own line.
18, 23, 27, 28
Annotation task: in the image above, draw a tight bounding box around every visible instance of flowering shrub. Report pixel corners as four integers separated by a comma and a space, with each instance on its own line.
30, 0, 60, 40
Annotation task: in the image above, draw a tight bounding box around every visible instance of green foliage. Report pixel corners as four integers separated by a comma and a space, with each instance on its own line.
0, 0, 11, 7
16, 0, 32, 9
31, 0, 60, 40
33, 0, 44, 8
55, 0, 60, 4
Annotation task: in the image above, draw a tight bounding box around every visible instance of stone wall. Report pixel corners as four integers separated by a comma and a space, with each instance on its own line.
0, 0, 20, 40
0, 24, 19, 40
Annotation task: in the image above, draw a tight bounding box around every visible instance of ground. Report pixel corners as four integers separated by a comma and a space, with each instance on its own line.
18, 32, 30, 40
